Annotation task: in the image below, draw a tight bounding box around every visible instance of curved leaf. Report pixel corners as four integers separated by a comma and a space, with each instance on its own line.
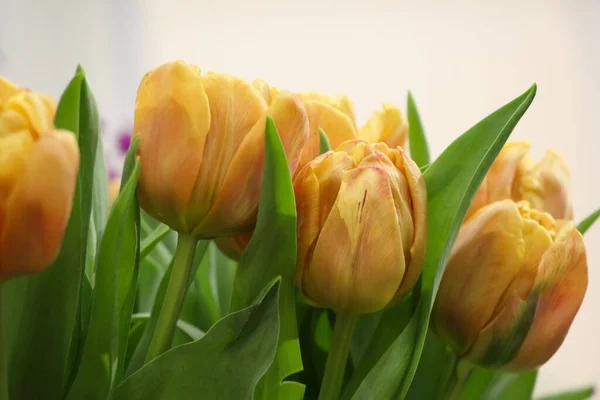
407, 91, 431, 167
111, 281, 281, 400
577, 208, 600, 234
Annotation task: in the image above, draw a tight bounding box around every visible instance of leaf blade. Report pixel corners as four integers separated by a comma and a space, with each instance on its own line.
407, 91, 431, 167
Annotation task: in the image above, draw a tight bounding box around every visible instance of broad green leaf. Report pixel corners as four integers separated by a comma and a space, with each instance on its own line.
3, 67, 99, 400
345, 84, 537, 400
194, 242, 228, 330
125, 241, 209, 376
66, 145, 141, 399
577, 208, 600, 234
537, 386, 595, 400
111, 280, 281, 400
407, 91, 431, 167
406, 331, 456, 400
319, 128, 331, 153
462, 369, 537, 400
230, 117, 303, 399
130, 314, 205, 341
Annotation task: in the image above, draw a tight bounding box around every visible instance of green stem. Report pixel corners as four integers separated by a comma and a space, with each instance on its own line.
445, 359, 473, 400
0, 284, 8, 400
145, 233, 198, 362
319, 312, 359, 400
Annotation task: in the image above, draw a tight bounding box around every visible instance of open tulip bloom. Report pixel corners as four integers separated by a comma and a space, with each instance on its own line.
0, 62, 596, 400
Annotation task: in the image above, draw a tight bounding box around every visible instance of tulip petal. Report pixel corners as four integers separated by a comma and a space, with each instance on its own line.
300, 101, 357, 166
0, 77, 20, 103
303, 167, 405, 313
433, 201, 530, 353
518, 150, 573, 220
194, 91, 307, 237
135, 61, 211, 233
358, 103, 408, 149
465, 141, 530, 220
0, 91, 56, 138
186, 73, 267, 233
215, 232, 253, 260
0, 130, 79, 280
251, 79, 279, 105
508, 223, 588, 370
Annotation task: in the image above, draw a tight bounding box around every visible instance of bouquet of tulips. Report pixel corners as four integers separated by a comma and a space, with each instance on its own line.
0, 61, 596, 400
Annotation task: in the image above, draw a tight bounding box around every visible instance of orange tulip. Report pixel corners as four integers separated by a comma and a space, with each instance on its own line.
433, 200, 587, 370
134, 61, 309, 238
0, 77, 79, 280
293, 140, 426, 313
466, 141, 573, 220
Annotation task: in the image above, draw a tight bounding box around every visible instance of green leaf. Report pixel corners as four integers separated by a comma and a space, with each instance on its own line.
130, 313, 205, 341
230, 117, 303, 399
537, 386, 595, 400
140, 224, 171, 259
125, 241, 209, 376
319, 128, 331, 154
3, 66, 99, 400
469, 370, 537, 400
193, 242, 228, 330
111, 280, 281, 400
577, 208, 600, 234
345, 84, 537, 400
407, 91, 431, 167
66, 143, 141, 399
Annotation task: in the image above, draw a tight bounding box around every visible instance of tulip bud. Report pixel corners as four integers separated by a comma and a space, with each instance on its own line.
466, 142, 573, 220
293, 140, 426, 313
0, 77, 79, 281
432, 200, 587, 370
134, 61, 309, 238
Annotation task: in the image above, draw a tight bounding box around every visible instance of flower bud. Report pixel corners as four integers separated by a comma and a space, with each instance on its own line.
293, 140, 426, 313
134, 61, 309, 238
466, 142, 573, 220
433, 200, 587, 370
0, 77, 79, 280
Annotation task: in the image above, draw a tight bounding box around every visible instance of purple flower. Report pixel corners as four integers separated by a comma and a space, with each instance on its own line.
117, 129, 132, 154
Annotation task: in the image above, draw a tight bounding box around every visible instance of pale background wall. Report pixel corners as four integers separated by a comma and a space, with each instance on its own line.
1, 0, 598, 396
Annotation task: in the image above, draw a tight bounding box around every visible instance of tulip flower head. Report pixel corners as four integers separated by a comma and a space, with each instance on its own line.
433, 200, 587, 370
467, 141, 573, 220
294, 140, 426, 313
134, 61, 309, 238
252, 80, 408, 168
0, 77, 79, 280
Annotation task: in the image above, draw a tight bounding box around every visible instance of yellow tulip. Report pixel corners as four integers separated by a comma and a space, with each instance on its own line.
432, 200, 587, 370
252, 80, 408, 168
134, 61, 309, 238
293, 140, 426, 313
0, 77, 79, 281
466, 141, 573, 220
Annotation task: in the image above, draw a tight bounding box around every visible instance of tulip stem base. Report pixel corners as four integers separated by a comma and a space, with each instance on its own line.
145, 233, 198, 362
319, 311, 359, 400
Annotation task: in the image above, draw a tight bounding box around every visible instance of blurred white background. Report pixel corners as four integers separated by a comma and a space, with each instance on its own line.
1, 0, 598, 396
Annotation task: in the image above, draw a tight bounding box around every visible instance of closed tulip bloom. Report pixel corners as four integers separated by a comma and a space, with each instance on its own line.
433, 200, 587, 370
466, 141, 573, 220
252, 80, 408, 168
294, 140, 426, 313
134, 61, 309, 237
0, 77, 79, 280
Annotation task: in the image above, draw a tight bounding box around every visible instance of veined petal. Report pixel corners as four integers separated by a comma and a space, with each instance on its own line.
1, 91, 56, 138
303, 167, 405, 313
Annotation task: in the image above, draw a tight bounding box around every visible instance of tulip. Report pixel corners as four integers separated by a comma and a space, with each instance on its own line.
252, 80, 408, 168
0, 77, 79, 281
432, 200, 587, 370
134, 61, 309, 238
466, 141, 573, 220
293, 140, 426, 313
